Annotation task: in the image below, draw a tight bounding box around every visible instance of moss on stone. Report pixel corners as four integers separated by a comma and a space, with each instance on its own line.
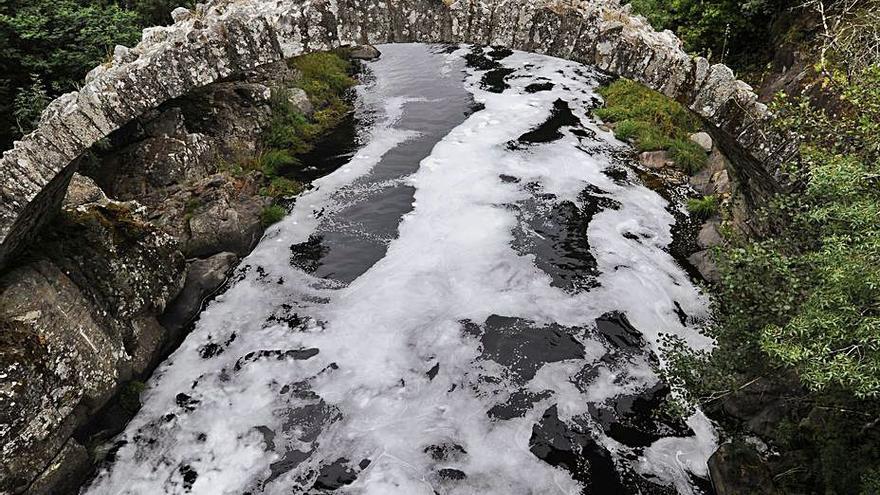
62, 203, 151, 245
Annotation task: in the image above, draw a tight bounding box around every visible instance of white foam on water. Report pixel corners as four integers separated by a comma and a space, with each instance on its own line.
84, 45, 716, 495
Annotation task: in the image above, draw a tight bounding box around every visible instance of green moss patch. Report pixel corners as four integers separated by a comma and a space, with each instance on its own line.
595, 78, 707, 173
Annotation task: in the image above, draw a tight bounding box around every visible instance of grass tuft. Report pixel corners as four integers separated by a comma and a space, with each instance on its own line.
261, 204, 286, 226
260, 177, 303, 198
687, 195, 719, 220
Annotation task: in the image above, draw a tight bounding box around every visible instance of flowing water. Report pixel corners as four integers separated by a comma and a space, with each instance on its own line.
84, 44, 717, 495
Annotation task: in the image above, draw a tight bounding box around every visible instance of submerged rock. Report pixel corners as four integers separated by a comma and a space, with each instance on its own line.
529, 405, 626, 492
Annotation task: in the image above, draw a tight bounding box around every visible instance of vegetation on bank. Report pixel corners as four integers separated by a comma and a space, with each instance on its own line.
0, 0, 192, 148
232, 50, 357, 220
661, 61, 880, 495
594, 6, 880, 484
595, 79, 707, 173
686, 195, 719, 220
680, 72, 880, 493
265, 52, 356, 158
260, 204, 286, 226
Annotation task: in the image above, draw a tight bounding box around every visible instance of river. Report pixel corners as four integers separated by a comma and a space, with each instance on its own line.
83, 43, 717, 495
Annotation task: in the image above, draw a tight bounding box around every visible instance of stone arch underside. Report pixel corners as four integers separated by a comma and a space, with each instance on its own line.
0, 0, 795, 270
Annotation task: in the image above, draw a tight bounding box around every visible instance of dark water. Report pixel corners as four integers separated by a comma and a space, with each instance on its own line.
291, 45, 476, 283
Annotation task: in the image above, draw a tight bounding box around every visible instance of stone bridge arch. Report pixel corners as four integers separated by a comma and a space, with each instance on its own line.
0, 0, 795, 270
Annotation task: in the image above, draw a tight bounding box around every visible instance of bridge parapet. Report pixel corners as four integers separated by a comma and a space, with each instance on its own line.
0, 0, 795, 270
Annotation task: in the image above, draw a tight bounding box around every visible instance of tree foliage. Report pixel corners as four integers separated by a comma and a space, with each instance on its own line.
754, 67, 880, 397
628, 0, 795, 68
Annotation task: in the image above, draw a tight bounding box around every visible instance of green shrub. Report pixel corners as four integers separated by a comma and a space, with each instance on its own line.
0, 0, 195, 146
183, 197, 201, 220
0, 0, 143, 145
662, 66, 880, 494
686, 195, 719, 220
261, 204, 286, 226
287, 51, 355, 139
627, 0, 795, 70
12, 74, 49, 134
127, 0, 195, 25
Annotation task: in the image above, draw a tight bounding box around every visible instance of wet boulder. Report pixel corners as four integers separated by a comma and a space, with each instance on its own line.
144, 173, 269, 258
184, 180, 267, 257
696, 220, 723, 249
687, 250, 720, 283
708, 442, 779, 495
689, 147, 731, 196
349, 44, 381, 60
161, 252, 239, 333
689, 132, 713, 152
